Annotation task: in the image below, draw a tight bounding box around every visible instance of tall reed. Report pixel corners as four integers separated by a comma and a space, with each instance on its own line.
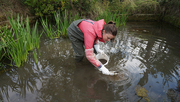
0, 37, 6, 62
95, 9, 128, 27
2, 28, 27, 67
54, 10, 61, 38
41, 17, 57, 38
1, 15, 40, 67
33, 49, 37, 63
120, 8, 128, 26
32, 21, 41, 49
59, 9, 72, 38
56, 10, 82, 38
96, 11, 121, 27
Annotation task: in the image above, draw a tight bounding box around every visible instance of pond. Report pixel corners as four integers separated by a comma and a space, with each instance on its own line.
1, 21, 180, 102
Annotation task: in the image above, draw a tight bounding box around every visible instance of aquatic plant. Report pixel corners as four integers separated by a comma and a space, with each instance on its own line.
59, 9, 82, 38
32, 21, 41, 49
120, 8, 128, 26
59, 9, 73, 38
0, 33, 6, 61
95, 10, 128, 27
1, 15, 40, 67
33, 49, 37, 63
2, 28, 27, 67
41, 9, 82, 38
54, 10, 61, 38
41, 17, 57, 39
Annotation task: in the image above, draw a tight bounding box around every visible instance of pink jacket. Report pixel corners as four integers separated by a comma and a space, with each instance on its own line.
78, 19, 105, 68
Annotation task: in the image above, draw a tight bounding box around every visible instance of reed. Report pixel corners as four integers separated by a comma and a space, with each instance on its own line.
96, 11, 122, 27
41, 10, 82, 38
59, 9, 72, 38
41, 17, 56, 38
33, 49, 37, 63
120, 8, 128, 26
2, 28, 27, 67
1, 14, 40, 67
59, 10, 82, 37
32, 21, 41, 49
54, 10, 61, 38
0, 40, 6, 61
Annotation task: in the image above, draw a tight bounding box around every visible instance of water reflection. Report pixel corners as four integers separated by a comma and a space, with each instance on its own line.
0, 22, 180, 101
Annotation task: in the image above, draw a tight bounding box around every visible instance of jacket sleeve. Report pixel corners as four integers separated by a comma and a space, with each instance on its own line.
85, 48, 102, 68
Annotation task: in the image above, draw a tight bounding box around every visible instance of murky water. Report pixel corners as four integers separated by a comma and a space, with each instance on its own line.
1, 22, 180, 102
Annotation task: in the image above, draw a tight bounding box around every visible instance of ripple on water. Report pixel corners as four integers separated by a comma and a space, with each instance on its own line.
99, 68, 132, 86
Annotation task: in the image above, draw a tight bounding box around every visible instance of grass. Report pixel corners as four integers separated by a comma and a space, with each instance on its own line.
41, 17, 57, 39
59, 9, 73, 38
54, 10, 61, 38
41, 9, 82, 38
95, 9, 128, 27
1, 14, 40, 67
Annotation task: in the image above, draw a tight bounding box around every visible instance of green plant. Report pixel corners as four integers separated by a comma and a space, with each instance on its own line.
1, 14, 40, 67
32, 21, 41, 49
2, 28, 28, 67
41, 17, 57, 38
54, 10, 61, 38
120, 8, 128, 26
33, 49, 37, 63
95, 11, 127, 27
59, 9, 73, 37
24, 0, 63, 16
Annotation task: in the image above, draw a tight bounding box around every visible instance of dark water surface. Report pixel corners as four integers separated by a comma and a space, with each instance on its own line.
1, 22, 180, 102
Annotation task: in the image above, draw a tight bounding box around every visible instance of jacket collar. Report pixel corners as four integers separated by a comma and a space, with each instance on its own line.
93, 19, 105, 43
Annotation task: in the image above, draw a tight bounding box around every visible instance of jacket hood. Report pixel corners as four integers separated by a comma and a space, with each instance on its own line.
93, 19, 106, 42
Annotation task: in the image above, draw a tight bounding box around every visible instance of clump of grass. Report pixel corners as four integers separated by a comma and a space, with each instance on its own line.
59, 10, 83, 37
1, 14, 41, 67
33, 49, 37, 63
2, 28, 27, 67
54, 10, 61, 38
41, 17, 57, 39
95, 10, 128, 27
119, 8, 128, 26
59, 9, 73, 38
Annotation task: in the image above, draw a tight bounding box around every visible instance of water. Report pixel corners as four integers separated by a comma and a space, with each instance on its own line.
1, 22, 180, 102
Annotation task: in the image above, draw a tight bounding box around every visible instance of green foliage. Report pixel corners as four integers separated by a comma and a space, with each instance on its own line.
41, 9, 82, 38
95, 9, 128, 27
24, 0, 64, 16
59, 9, 72, 37
134, 0, 160, 13
41, 17, 57, 38
59, 10, 82, 37
109, 0, 160, 14
33, 49, 37, 63
1, 14, 40, 67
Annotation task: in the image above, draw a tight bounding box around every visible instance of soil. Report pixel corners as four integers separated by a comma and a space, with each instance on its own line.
0, 0, 32, 29
99, 59, 107, 65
